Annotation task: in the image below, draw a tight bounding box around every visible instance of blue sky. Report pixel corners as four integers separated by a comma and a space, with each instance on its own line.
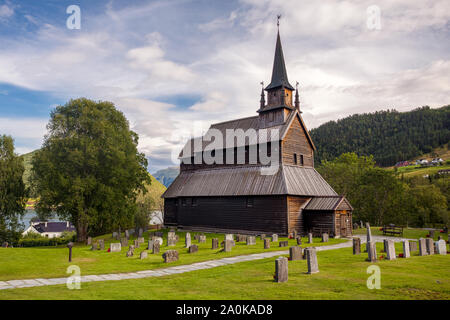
0, 0, 449, 172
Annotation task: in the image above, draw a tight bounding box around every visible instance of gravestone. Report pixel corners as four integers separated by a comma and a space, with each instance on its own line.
185, 233, 191, 248
152, 242, 160, 254
296, 237, 302, 245
275, 257, 288, 283
436, 240, 447, 255
272, 234, 278, 242
112, 232, 118, 239
134, 240, 139, 248
98, 239, 105, 250
409, 241, 417, 252
360, 220, 364, 228
293, 230, 298, 239
264, 238, 270, 249
198, 235, 206, 243
353, 237, 361, 255
418, 238, 427, 256
289, 246, 302, 261
188, 244, 198, 253
246, 236, 256, 245
147, 240, 153, 250
121, 238, 128, 247
353, 223, 359, 230
167, 231, 177, 246
279, 241, 288, 247
91, 243, 98, 251
194, 234, 200, 241
366, 241, 377, 262
129, 229, 135, 235
163, 250, 179, 263
153, 236, 163, 246
429, 230, 435, 238
87, 237, 92, 245
137, 237, 145, 244
322, 233, 329, 243
402, 240, 410, 258
138, 228, 143, 238
308, 233, 313, 244
426, 238, 434, 255
224, 240, 233, 252
140, 251, 148, 259
305, 247, 319, 274
260, 234, 266, 240
110, 243, 121, 252
126, 248, 133, 257
124, 230, 129, 239
386, 240, 396, 260
225, 234, 234, 241
382, 239, 388, 253
212, 238, 219, 249
366, 222, 372, 243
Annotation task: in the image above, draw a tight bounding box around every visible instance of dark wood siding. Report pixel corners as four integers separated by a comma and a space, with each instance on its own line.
164, 195, 288, 234
287, 196, 310, 235
281, 116, 314, 167
164, 198, 178, 225
303, 211, 335, 236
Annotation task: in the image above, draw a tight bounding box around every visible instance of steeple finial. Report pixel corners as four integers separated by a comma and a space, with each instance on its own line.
277, 14, 281, 30
260, 81, 265, 108
295, 81, 301, 112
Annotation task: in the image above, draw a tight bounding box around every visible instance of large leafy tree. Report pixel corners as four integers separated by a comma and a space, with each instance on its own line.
31, 98, 150, 242
0, 135, 28, 242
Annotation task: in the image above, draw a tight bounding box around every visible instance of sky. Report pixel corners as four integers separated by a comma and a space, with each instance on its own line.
0, 0, 449, 173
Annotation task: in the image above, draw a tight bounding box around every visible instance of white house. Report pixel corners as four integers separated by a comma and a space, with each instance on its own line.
22, 221, 75, 238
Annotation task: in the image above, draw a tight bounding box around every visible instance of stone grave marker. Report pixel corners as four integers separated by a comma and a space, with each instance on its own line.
353, 223, 359, 230
98, 239, 105, 250
402, 240, 410, 258
129, 229, 135, 235
409, 241, 417, 252
140, 251, 148, 259
212, 238, 219, 249
91, 242, 98, 251
366, 242, 377, 262
296, 237, 302, 245
163, 250, 179, 263
152, 242, 160, 254
275, 257, 288, 283
429, 230, 435, 238
272, 234, 278, 242
87, 237, 92, 245
366, 222, 372, 243
133, 239, 140, 248
418, 238, 427, 256
224, 240, 233, 252
279, 241, 288, 247
147, 240, 154, 250
382, 239, 388, 253
308, 233, 313, 244
386, 240, 396, 260
246, 236, 256, 245
360, 220, 364, 228
188, 244, 198, 253
167, 231, 177, 246
426, 238, 434, 255
110, 243, 121, 252
138, 228, 143, 238
293, 230, 298, 239
137, 237, 145, 244
305, 247, 319, 274
124, 230, 129, 239
121, 238, 128, 247
260, 234, 266, 240
436, 240, 447, 255
353, 237, 361, 255
185, 233, 191, 248
225, 234, 234, 241
289, 246, 302, 261
112, 232, 118, 239
198, 235, 206, 243
264, 238, 270, 249
194, 234, 200, 241
322, 233, 329, 243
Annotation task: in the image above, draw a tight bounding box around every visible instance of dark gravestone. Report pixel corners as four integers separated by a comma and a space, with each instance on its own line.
264, 238, 270, 249
426, 238, 434, 255
353, 237, 361, 255
98, 239, 105, 250
188, 244, 199, 253
418, 238, 427, 256
305, 247, 319, 274
223, 240, 233, 252
353, 223, 359, 230
112, 232, 118, 239
409, 241, 418, 252
126, 245, 134, 257
296, 237, 302, 245
91, 243, 98, 251
121, 238, 128, 247
366, 242, 377, 262
429, 230, 435, 238
134, 240, 139, 248
163, 250, 179, 263
275, 257, 288, 283
402, 240, 410, 258
212, 238, 219, 249
194, 234, 200, 241
152, 242, 160, 254
279, 241, 288, 247
138, 228, 143, 238
289, 246, 302, 261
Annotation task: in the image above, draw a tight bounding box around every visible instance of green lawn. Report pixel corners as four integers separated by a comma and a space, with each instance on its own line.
353, 227, 448, 241
1, 242, 448, 300
390, 163, 450, 178
0, 230, 346, 281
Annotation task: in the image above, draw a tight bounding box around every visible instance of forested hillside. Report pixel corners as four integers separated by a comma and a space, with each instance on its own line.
310, 106, 450, 166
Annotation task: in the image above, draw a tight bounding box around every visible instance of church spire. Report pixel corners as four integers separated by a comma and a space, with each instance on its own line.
260, 81, 265, 108
295, 82, 301, 112
265, 21, 294, 91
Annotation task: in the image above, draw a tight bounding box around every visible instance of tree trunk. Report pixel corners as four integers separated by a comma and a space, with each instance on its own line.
76, 219, 88, 243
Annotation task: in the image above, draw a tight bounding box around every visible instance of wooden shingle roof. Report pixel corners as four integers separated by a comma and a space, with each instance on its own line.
162, 164, 337, 198
304, 196, 353, 211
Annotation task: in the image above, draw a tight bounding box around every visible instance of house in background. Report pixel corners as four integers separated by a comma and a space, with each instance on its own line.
22, 221, 75, 238
162, 26, 353, 237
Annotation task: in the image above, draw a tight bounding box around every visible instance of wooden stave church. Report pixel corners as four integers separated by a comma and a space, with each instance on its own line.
162, 29, 353, 238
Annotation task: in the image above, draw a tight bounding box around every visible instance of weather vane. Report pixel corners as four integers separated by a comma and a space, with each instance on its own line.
277, 14, 281, 28
296, 81, 299, 89
260, 81, 264, 88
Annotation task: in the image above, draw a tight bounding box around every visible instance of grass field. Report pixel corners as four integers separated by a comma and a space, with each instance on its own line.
1, 242, 448, 300
353, 227, 448, 241
391, 163, 450, 178
0, 230, 346, 281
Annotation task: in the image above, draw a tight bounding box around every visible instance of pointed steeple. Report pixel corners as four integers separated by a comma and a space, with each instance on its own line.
260, 81, 265, 108
295, 82, 301, 112
265, 31, 294, 91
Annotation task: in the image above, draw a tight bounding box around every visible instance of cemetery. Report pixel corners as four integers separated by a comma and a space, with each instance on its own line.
0, 227, 449, 299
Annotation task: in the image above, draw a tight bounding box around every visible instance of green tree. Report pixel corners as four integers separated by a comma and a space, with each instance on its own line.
0, 135, 28, 243
31, 98, 150, 242
408, 184, 447, 227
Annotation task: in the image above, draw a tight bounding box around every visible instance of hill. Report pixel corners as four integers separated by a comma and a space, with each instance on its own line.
310, 105, 450, 167
152, 166, 179, 187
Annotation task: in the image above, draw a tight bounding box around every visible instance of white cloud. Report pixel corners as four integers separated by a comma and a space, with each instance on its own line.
0, 4, 13, 19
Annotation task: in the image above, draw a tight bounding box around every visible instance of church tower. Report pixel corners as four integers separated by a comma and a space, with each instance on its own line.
258, 27, 295, 128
